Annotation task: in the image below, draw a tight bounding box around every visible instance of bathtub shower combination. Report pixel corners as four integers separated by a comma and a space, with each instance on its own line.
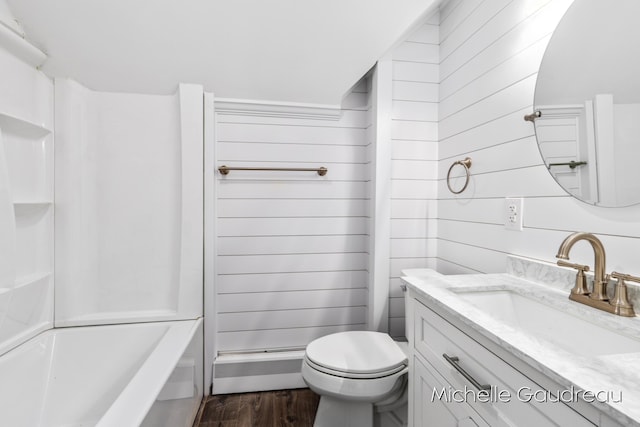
0, 320, 202, 427
0, 27, 205, 427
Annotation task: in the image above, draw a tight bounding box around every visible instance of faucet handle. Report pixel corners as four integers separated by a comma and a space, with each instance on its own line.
611, 271, 640, 284
609, 272, 637, 317
557, 260, 590, 295
557, 259, 590, 272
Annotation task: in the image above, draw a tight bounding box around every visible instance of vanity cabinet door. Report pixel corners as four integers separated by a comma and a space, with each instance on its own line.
413, 354, 489, 427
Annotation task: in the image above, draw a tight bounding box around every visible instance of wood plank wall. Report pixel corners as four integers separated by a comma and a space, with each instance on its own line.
388, 14, 440, 338
214, 85, 370, 353
437, 0, 640, 276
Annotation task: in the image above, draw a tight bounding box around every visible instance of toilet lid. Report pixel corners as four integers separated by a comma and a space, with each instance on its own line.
305, 331, 407, 375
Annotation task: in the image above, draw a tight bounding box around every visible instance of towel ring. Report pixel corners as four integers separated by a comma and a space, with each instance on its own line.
446, 157, 472, 194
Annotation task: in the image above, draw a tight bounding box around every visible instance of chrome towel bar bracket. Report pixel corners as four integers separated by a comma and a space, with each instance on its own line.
524, 110, 541, 122
547, 161, 587, 169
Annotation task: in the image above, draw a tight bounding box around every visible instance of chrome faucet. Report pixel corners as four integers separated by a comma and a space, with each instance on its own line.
556, 232, 636, 317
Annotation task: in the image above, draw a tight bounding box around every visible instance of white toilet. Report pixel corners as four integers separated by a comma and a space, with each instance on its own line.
301, 331, 408, 427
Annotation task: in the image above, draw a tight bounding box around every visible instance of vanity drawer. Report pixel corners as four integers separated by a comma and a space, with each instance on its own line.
413, 300, 595, 427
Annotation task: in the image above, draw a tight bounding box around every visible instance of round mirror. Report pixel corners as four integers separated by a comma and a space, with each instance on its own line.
534, 0, 640, 207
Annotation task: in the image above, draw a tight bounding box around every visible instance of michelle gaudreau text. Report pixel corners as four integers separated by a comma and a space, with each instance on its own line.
432, 385, 622, 404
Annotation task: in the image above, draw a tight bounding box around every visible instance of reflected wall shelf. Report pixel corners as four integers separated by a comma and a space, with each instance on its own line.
13, 202, 53, 215
15, 272, 52, 288
0, 112, 52, 138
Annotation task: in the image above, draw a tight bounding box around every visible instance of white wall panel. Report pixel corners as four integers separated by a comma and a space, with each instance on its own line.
437, 239, 506, 274
405, 24, 439, 44
392, 160, 438, 180
218, 142, 365, 163
392, 140, 438, 160
389, 279, 405, 299
217, 217, 367, 237
218, 199, 368, 218
217, 271, 368, 294
441, 0, 553, 80
389, 297, 405, 318
214, 89, 370, 358
524, 198, 640, 239
218, 235, 367, 256
439, 137, 542, 179
438, 166, 567, 200
217, 253, 367, 275
440, 36, 549, 117
440, 75, 537, 140
391, 199, 437, 219
393, 61, 439, 83
217, 324, 364, 353
440, 0, 572, 100
439, 0, 481, 43
392, 180, 438, 199
393, 42, 439, 64
440, 107, 534, 157
391, 120, 438, 141
217, 180, 367, 199
218, 307, 367, 332
392, 81, 439, 103
217, 110, 367, 128
387, 18, 440, 337
389, 318, 406, 339
390, 258, 438, 278
391, 219, 437, 239
434, 0, 640, 282
392, 101, 438, 121
390, 238, 437, 259
440, 0, 511, 61
218, 289, 368, 313
217, 122, 366, 146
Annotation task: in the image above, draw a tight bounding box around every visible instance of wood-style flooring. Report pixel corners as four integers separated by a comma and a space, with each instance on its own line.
195, 388, 320, 427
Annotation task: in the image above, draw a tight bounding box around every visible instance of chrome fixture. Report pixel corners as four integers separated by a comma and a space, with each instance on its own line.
523, 110, 541, 122
547, 161, 587, 169
556, 232, 636, 317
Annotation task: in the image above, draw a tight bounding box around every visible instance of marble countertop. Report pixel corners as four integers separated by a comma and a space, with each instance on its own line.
401, 257, 640, 427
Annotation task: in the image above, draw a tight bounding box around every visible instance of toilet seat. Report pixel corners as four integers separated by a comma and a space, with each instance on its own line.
304, 331, 407, 379
304, 356, 406, 379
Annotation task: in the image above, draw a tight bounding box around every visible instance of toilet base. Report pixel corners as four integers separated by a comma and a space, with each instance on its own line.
313, 396, 373, 427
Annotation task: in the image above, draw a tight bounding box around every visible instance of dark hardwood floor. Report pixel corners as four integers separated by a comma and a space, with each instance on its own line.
195, 388, 320, 427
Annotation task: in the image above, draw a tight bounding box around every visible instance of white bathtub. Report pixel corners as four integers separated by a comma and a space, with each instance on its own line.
0, 318, 203, 427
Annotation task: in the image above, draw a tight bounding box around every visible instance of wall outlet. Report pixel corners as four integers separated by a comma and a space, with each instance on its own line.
504, 197, 524, 231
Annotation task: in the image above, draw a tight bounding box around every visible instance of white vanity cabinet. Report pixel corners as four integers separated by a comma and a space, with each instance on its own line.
407, 289, 596, 427
413, 352, 489, 427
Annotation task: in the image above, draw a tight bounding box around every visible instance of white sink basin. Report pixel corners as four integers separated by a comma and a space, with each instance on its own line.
453, 289, 640, 356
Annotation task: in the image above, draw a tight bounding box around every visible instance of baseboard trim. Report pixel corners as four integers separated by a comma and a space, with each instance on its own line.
211, 350, 306, 394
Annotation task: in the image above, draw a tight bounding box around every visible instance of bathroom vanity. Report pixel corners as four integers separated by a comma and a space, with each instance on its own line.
402, 257, 640, 427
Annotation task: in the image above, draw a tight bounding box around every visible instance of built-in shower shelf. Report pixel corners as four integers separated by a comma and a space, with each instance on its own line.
15, 272, 51, 289
0, 112, 52, 138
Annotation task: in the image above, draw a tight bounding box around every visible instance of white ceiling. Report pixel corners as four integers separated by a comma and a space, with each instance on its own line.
7, 0, 438, 106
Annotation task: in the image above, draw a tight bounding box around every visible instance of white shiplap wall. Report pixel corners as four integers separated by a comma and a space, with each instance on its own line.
388, 14, 440, 338
214, 86, 370, 354
437, 0, 640, 277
